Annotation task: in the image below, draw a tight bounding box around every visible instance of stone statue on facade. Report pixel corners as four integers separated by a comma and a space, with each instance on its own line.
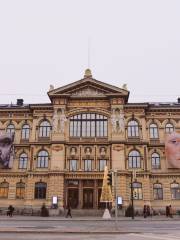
52, 108, 67, 134
111, 109, 117, 133
59, 109, 67, 133
111, 108, 125, 134
117, 109, 125, 133
52, 109, 58, 133
49, 84, 54, 91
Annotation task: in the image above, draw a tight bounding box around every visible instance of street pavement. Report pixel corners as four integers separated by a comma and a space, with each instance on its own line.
0, 215, 180, 240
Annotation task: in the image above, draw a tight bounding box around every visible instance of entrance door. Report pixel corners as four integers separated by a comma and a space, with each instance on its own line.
83, 189, 93, 209
68, 188, 78, 209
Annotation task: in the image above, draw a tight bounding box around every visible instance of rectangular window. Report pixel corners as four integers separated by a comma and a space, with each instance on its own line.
171, 188, 180, 200
133, 188, 143, 200
84, 160, 92, 171
154, 188, 163, 200
0, 188, 8, 198
99, 160, 107, 171
16, 187, 25, 199
70, 160, 77, 171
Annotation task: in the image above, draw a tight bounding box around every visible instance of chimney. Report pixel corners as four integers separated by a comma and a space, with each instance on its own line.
178, 98, 180, 104
17, 99, 24, 106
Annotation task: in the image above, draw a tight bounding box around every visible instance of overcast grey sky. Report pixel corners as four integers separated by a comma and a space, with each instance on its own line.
0, 0, 179, 104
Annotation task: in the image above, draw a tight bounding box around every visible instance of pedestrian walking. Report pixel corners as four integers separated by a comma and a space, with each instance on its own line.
143, 205, 147, 218
169, 205, 173, 218
150, 207, 154, 217
66, 205, 72, 218
166, 205, 170, 217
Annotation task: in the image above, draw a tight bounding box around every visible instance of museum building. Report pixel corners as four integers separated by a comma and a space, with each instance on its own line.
0, 69, 180, 214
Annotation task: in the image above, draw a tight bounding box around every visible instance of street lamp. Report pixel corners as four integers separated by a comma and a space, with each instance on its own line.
130, 171, 134, 219
130, 170, 136, 220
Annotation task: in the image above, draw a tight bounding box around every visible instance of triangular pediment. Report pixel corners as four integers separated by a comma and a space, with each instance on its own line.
48, 76, 129, 102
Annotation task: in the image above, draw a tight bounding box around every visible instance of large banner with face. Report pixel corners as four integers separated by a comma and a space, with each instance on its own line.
165, 131, 180, 168
0, 133, 14, 169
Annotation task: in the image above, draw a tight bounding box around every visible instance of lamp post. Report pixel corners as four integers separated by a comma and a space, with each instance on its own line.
130, 171, 134, 219
114, 170, 118, 226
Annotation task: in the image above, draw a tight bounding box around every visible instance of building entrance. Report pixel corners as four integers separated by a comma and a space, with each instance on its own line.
83, 189, 93, 209
67, 188, 78, 209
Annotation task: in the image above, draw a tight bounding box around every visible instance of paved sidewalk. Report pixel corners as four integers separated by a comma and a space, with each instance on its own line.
0, 215, 180, 221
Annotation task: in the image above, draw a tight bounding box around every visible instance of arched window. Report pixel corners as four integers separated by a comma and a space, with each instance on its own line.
165, 123, 174, 134
37, 150, 48, 168
19, 153, 28, 169
132, 182, 143, 200
127, 120, 139, 137
21, 124, 30, 140
6, 124, 15, 135
128, 150, 141, 168
0, 181, 9, 198
34, 182, 47, 199
39, 120, 51, 137
149, 123, 159, 139
69, 113, 107, 138
16, 182, 25, 199
153, 183, 163, 200
171, 183, 180, 200
151, 152, 160, 169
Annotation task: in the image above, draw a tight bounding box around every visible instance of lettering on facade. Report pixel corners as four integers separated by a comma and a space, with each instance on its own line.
68, 100, 110, 108
71, 87, 106, 97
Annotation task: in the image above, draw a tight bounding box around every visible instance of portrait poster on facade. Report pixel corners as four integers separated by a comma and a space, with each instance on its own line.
0, 133, 14, 169
165, 131, 180, 168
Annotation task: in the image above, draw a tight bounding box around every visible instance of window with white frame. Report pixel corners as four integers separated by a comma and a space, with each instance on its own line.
171, 183, 180, 200
149, 123, 159, 139
39, 121, 51, 137
19, 153, 28, 169
128, 150, 141, 168
153, 183, 163, 200
151, 152, 160, 169
6, 124, 15, 135
165, 123, 174, 134
69, 113, 108, 138
69, 160, 78, 171
21, 124, 30, 140
84, 159, 92, 171
132, 182, 143, 200
99, 159, 107, 171
127, 120, 139, 137
37, 150, 48, 168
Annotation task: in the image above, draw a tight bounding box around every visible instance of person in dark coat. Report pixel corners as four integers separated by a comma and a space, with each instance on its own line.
166, 205, 170, 217
66, 205, 72, 218
7, 205, 14, 217
143, 205, 147, 218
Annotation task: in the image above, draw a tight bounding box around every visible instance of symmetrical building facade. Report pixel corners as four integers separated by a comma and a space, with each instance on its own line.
0, 69, 180, 213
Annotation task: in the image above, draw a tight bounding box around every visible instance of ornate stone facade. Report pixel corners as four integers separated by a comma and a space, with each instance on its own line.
0, 70, 180, 214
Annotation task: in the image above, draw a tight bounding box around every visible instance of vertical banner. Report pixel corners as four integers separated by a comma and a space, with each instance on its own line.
165, 131, 180, 168
0, 133, 14, 169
